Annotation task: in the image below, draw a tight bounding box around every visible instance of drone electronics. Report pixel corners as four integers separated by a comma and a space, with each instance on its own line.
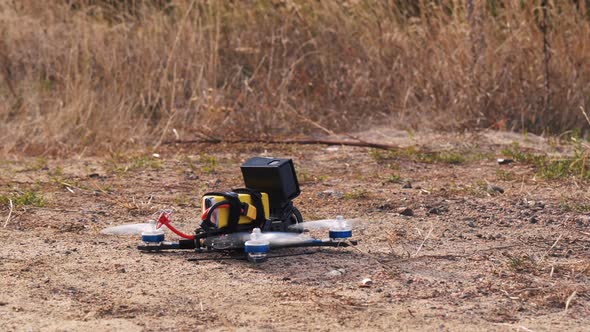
101, 157, 357, 263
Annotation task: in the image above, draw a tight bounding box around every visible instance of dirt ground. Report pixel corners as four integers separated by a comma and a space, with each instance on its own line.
1, 130, 589, 331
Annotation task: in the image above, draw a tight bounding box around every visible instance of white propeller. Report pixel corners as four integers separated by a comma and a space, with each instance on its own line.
101, 221, 155, 236
101, 210, 174, 236
206, 230, 314, 249
288, 216, 357, 231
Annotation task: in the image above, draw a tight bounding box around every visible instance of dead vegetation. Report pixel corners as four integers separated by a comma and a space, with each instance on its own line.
1, 1, 590, 154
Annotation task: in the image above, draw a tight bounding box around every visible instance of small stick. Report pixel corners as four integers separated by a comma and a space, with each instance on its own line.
413, 227, 433, 257
580, 106, 590, 127
164, 137, 405, 151
3, 199, 13, 228
542, 233, 562, 260
564, 291, 577, 313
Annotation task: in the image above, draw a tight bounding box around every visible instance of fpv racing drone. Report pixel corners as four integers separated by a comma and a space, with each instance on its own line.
102, 157, 357, 263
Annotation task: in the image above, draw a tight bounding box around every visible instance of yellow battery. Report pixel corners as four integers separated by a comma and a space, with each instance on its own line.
202, 193, 270, 229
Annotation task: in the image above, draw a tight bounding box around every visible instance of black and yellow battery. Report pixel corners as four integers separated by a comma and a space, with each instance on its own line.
202, 192, 270, 229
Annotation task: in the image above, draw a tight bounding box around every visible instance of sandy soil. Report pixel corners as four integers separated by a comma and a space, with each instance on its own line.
0, 131, 589, 331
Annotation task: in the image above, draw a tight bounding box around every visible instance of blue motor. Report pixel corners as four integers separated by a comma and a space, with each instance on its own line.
141, 220, 165, 244
244, 228, 270, 263
328, 216, 352, 241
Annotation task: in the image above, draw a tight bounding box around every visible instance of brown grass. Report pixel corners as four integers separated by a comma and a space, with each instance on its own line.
1, 1, 590, 154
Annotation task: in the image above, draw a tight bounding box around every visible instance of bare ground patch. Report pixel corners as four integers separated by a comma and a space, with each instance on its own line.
0, 135, 589, 331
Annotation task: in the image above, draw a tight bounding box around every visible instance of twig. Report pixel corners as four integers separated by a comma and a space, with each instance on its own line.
164, 137, 404, 151
290, 107, 337, 137
413, 227, 433, 257
501, 289, 520, 300
541, 233, 562, 260
3, 199, 13, 228
564, 290, 577, 313
580, 106, 590, 127
289, 105, 375, 146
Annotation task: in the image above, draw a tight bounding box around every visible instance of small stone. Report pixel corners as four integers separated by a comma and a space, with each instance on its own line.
397, 207, 414, 216
528, 200, 545, 210
359, 278, 373, 288
378, 203, 395, 211
497, 158, 514, 165
428, 207, 441, 215
318, 190, 344, 199
487, 184, 504, 194
326, 269, 344, 278
530, 216, 538, 224
467, 219, 476, 228
402, 182, 412, 189
185, 172, 199, 180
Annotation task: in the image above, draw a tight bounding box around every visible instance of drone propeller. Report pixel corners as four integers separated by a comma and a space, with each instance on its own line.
101, 210, 175, 237
288, 216, 357, 231
101, 221, 155, 236
256, 231, 314, 245
205, 230, 314, 250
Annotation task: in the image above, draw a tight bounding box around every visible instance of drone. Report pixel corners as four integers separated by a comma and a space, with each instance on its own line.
102, 157, 358, 263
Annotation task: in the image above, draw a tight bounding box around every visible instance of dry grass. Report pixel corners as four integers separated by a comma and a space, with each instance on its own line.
1, 1, 590, 154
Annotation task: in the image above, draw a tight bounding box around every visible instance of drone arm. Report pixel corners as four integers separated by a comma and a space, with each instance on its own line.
179, 239, 197, 249
137, 239, 196, 252
270, 239, 357, 249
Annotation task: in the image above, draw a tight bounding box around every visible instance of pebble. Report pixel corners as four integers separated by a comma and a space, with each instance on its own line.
326, 269, 345, 278
318, 190, 344, 199
487, 184, 505, 194
359, 278, 373, 288
378, 203, 395, 211
428, 207, 441, 215
397, 207, 414, 216
402, 182, 412, 189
